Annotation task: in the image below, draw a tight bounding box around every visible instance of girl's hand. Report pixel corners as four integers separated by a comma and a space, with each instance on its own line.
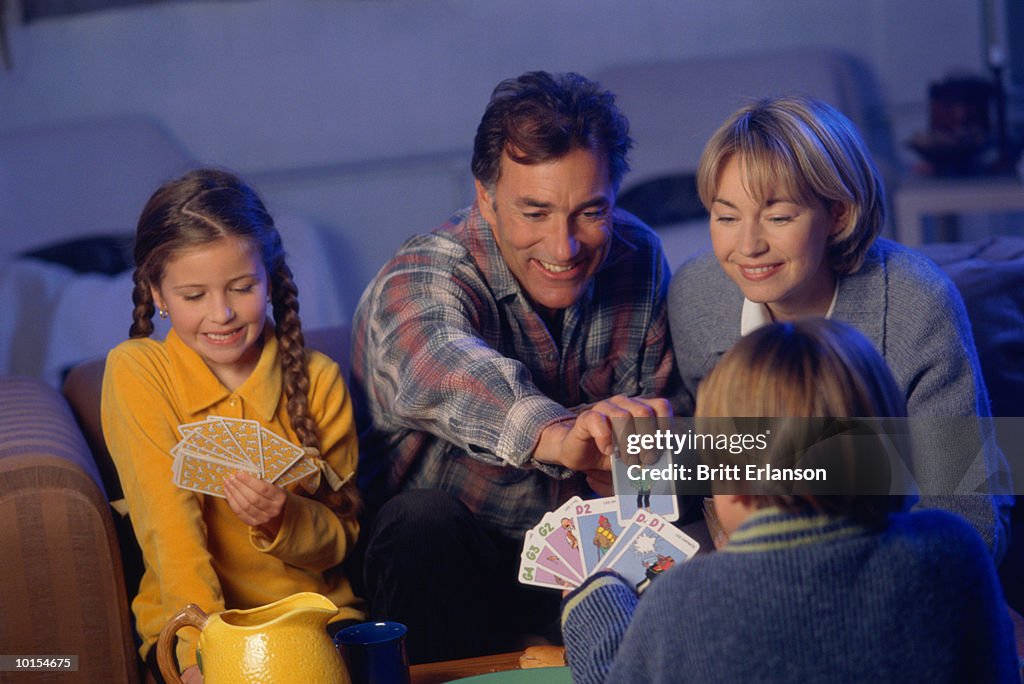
181, 665, 203, 683
224, 471, 288, 539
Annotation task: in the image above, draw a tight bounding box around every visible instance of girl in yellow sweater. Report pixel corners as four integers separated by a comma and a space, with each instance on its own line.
101, 169, 364, 683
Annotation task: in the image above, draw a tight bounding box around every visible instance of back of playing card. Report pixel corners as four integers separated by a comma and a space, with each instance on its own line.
172, 444, 258, 498
221, 417, 265, 477
259, 425, 306, 482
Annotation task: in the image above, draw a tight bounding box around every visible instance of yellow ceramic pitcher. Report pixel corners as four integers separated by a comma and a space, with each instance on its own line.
156, 592, 350, 683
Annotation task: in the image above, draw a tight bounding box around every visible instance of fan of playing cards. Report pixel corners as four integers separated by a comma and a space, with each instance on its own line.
519, 495, 700, 593
171, 417, 318, 498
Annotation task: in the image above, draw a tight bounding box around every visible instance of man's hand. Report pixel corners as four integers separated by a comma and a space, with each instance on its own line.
583, 468, 614, 496
533, 395, 672, 474
224, 472, 288, 539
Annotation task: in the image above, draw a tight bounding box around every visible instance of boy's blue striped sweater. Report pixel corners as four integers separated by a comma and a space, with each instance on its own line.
562, 508, 1018, 683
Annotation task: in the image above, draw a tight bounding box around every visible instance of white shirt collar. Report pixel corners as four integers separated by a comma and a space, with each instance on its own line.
739, 283, 840, 336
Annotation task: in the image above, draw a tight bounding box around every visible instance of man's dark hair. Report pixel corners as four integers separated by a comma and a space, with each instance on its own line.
471, 71, 632, 191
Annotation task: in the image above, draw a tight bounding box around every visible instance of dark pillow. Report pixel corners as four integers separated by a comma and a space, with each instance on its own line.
617, 173, 707, 228
21, 234, 134, 275
919, 236, 1024, 418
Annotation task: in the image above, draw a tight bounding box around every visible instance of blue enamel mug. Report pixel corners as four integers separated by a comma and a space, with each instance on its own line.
335, 621, 410, 684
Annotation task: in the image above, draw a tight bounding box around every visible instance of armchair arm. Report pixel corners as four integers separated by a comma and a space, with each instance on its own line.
0, 376, 138, 682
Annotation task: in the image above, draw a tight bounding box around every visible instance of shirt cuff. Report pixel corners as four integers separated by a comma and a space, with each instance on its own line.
248, 491, 300, 554
561, 570, 636, 628
498, 394, 575, 468
175, 630, 200, 671
560, 570, 637, 680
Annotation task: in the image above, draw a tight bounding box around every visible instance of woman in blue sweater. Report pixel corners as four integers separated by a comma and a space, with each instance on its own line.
561, 318, 1018, 683
668, 96, 1009, 558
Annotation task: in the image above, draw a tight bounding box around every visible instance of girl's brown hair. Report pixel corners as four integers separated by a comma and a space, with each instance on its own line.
131, 168, 358, 516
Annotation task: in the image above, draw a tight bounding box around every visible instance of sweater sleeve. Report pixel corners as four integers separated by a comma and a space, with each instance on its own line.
561, 572, 639, 684
250, 356, 359, 572
636, 247, 684, 410
886, 254, 1010, 560
667, 253, 737, 417
101, 344, 223, 670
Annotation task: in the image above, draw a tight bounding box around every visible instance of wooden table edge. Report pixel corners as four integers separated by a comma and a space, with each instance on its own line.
410, 650, 523, 684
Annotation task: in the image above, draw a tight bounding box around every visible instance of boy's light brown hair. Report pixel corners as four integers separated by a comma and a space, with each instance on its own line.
696, 318, 907, 523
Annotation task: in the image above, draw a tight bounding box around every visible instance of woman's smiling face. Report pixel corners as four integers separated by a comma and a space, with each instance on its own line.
709, 155, 840, 321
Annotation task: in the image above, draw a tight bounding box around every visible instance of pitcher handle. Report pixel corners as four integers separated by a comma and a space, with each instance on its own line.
156, 604, 209, 684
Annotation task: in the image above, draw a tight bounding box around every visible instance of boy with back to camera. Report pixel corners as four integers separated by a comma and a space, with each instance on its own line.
561, 319, 1019, 683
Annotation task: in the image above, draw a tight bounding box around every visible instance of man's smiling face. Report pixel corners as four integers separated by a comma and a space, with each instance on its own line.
477, 147, 614, 322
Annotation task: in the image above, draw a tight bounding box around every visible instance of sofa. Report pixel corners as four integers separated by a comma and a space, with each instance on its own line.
0, 48, 899, 388
0, 116, 351, 388
1, 236, 1023, 683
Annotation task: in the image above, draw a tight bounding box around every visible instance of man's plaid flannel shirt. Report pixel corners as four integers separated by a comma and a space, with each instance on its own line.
351, 204, 679, 536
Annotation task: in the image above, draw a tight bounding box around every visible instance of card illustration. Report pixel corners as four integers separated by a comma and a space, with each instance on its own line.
521, 530, 584, 585
518, 498, 700, 594
593, 511, 699, 592
536, 507, 586, 580
571, 497, 626, 576
612, 450, 680, 525
173, 447, 258, 498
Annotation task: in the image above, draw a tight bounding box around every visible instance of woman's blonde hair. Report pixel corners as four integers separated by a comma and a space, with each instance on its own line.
696, 96, 885, 274
696, 318, 906, 522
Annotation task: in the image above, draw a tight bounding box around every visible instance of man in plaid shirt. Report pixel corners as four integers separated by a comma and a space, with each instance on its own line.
350, 71, 678, 663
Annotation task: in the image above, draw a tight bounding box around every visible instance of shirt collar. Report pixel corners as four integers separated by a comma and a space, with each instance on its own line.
167, 322, 282, 420
739, 282, 839, 336
723, 506, 871, 553
460, 204, 521, 301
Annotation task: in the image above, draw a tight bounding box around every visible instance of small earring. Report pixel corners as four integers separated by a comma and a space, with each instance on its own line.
158, 309, 168, 319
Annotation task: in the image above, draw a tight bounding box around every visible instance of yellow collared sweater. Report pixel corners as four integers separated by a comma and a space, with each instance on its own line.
101, 325, 364, 671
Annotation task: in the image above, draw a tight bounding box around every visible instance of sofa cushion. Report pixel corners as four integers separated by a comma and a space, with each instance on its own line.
0, 117, 192, 262
595, 49, 886, 188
